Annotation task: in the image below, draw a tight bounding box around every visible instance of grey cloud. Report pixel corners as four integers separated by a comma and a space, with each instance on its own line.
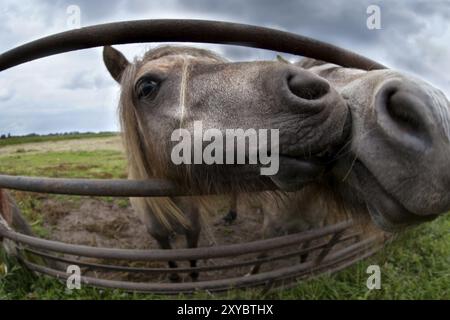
45, 0, 122, 24
0, 88, 14, 102
1, 0, 450, 135
175, 0, 384, 43
63, 71, 112, 90
157, 0, 429, 68
409, 1, 450, 18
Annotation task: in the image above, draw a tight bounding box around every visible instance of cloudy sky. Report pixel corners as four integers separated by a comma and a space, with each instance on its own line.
1, 0, 450, 135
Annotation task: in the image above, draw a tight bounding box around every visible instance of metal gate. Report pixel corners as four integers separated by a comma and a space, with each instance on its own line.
0, 20, 386, 294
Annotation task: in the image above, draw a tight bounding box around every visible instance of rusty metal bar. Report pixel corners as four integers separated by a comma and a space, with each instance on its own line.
24, 232, 360, 274
314, 229, 346, 264
0, 20, 386, 73
277, 244, 382, 292
0, 220, 352, 261
22, 236, 378, 293
251, 236, 382, 290
0, 174, 275, 197
0, 175, 180, 197
265, 234, 382, 291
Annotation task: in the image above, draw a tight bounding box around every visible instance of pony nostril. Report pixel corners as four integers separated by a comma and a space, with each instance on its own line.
287, 73, 330, 100
386, 91, 423, 134
376, 82, 431, 151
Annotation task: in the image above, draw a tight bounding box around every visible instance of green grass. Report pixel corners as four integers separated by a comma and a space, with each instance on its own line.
0, 132, 117, 148
0, 147, 128, 240
1, 215, 448, 300
0, 135, 449, 299
278, 216, 450, 300
0, 150, 127, 179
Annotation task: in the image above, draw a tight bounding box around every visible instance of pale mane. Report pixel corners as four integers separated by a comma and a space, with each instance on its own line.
118, 46, 227, 230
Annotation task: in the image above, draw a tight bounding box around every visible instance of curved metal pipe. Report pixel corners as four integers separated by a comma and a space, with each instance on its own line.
22, 237, 380, 294
0, 174, 275, 197
0, 19, 386, 72
0, 175, 180, 197
0, 220, 351, 261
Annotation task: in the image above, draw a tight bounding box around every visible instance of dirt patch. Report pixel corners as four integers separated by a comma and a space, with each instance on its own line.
41, 197, 265, 249
43, 199, 154, 249
34, 197, 280, 283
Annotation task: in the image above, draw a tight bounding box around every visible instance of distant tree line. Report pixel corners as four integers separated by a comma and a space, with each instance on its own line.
0, 131, 118, 139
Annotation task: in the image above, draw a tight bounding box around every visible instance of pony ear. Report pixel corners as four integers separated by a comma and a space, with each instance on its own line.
103, 46, 130, 83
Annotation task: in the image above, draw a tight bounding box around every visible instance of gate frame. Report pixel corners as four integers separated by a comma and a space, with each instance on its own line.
0, 19, 387, 294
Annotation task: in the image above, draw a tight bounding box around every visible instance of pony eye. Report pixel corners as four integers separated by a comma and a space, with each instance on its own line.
136, 77, 160, 100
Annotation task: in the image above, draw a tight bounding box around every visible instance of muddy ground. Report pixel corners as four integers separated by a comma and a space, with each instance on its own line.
35, 195, 298, 283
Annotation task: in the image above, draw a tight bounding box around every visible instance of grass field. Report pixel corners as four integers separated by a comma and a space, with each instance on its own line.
0, 134, 448, 299
0, 132, 117, 148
